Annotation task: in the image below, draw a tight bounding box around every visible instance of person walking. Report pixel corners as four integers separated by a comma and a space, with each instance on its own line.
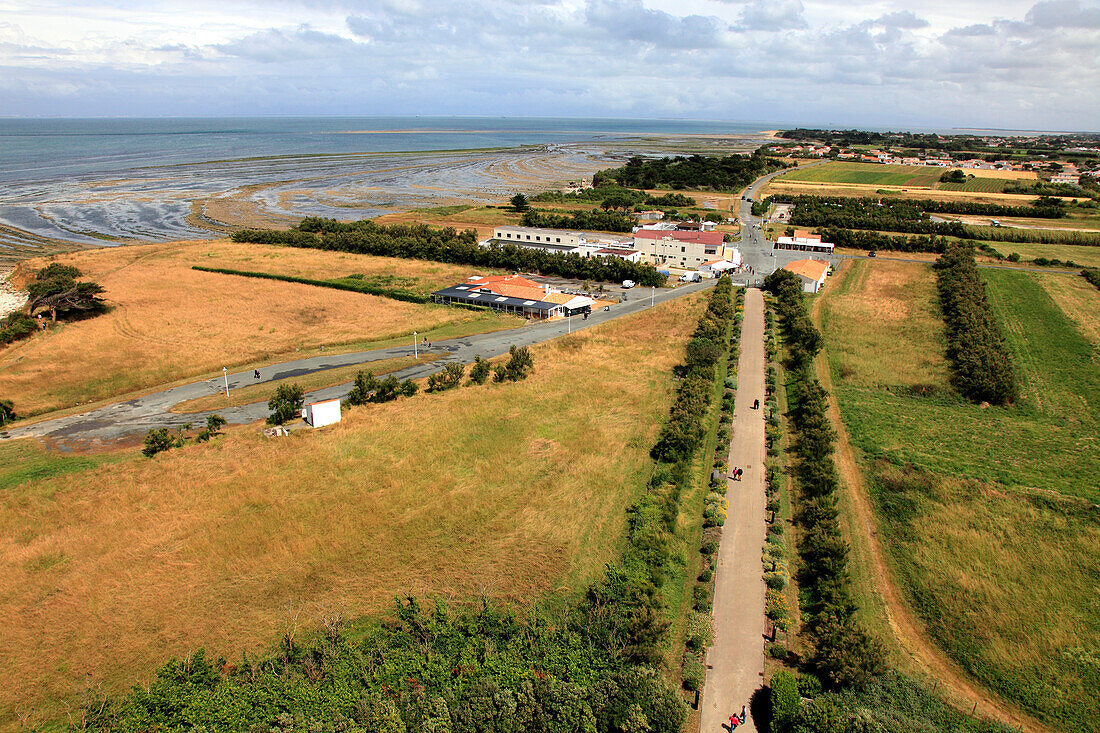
254, 369, 260, 380
729, 714, 739, 730
740, 704, 747, 724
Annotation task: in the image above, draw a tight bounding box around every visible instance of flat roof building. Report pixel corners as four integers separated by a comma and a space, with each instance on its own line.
775, 230, 834, 254
632, 228, 724, 268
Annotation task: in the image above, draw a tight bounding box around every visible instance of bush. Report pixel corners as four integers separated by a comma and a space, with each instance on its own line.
492, 364, 507, 383
764, 571, 788, 590
692, 584, 712, 613
700, 539, 719, 556
142, 427, 182, 457
685, 611, 713, 651
0, 398, 15, 427
770, 670, 801, 733
469, 355, 491, 385
267, 383, 305, 425
767, 642, 788, 660
195, 414, 227, 443
427, 362, 465, 392
682, 651, 705, 692
0, 312, 37, 345
697, 567, 713, 583
504, 345, 533, 381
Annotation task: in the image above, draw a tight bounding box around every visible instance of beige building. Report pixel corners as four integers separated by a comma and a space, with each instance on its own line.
631, 229, 725, 268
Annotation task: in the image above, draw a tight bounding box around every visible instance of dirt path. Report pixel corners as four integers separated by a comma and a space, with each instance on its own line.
700, 287, 767, 733
809, 293, 1051, 733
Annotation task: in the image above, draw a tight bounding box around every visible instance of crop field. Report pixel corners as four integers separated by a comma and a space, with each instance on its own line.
778, 162, 945, 187
819, 259, 1100, 732
937, 178, 1009, 193
981, 242, 1100, 268
0, 291, 705, 729
0, 241, 518, 417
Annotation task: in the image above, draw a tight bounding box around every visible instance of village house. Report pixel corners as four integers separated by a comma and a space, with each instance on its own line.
783, 258, 830, 294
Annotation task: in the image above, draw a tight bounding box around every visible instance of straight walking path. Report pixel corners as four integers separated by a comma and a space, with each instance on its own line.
0, 280, 713, 446
700, 287, 767, 733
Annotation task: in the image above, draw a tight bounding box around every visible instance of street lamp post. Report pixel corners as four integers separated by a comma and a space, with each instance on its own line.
222, 367, 229, 398
651, 286, 655, 307
413, 331, 418, 359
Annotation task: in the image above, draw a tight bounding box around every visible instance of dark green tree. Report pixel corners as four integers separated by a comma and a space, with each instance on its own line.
0, 398, 15, 427
267, 383, 304, 425
468, 355, 491, 385
510, 193, 529, 212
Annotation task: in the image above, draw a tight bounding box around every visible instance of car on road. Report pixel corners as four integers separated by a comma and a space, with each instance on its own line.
868, 251, 877, 258
622, 280, 635, 289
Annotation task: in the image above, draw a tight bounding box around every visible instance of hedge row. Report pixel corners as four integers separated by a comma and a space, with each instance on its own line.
1083, 268, 1100, 291
683, 284, 742, 694
233, 219, 666, 286
191, 266, 430, 303
764, 269, 884, 696
933, 243, 1019, 405
815, 227, 949, 254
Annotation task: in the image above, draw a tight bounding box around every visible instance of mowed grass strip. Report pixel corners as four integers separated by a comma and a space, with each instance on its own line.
0, 240, 518, 416
0, 292, 704, 730
169, 354, 439, 414
778, 161, 944, 187
819, 260, 1100, 731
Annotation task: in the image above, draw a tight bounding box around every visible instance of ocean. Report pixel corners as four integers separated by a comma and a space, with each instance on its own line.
0, 116, 777, 251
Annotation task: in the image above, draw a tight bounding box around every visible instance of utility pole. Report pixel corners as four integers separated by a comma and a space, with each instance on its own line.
222, 367, 229, 398
651, 286, 655, 307
568, 314, 572, 334
413, 331, 418, 359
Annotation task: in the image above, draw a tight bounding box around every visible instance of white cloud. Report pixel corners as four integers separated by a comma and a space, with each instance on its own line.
0, 0, 1095, 130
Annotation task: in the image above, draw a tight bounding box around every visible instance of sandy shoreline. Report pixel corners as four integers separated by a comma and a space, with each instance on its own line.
758, 130, 785, 139
0, 268, 27, 319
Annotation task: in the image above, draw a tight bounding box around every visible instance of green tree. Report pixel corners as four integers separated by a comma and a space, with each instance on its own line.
492, 364, 507, 383
195, 414, 227, 442
345, 370, 380, 406
510, 193, 529, 212
267, 383, 305, 425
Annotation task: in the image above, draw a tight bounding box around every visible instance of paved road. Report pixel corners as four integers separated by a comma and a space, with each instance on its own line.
700, 287, 767, 732
0, 281, 714, 446
730, 162, 835, 286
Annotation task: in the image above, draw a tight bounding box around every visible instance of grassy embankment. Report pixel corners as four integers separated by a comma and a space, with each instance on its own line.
0, 290, 706, 730
818, 259, 1100, 732
0, 240, 518, 417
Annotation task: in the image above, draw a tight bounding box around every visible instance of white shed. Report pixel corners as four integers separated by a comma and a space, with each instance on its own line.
302, 398, 342, 428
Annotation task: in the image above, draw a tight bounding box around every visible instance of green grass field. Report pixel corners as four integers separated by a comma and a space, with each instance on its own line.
819, 260, 1100, 732
779, 161, 944, 188
937, 178, 1008, 193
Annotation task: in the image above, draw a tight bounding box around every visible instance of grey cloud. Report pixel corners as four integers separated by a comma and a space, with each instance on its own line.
214, 25, 361, 63
877, 11, 929, 29
1025, 0, 1100, 28
736, 0, 807, 31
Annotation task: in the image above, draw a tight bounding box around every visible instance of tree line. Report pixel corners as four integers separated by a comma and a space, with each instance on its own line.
764, 269, 885, 707
85, 280, 736, 733
519, 208, 637, 232
934, 243, 1019, 405
233, 219, 665, 286
594, 149, 788, 192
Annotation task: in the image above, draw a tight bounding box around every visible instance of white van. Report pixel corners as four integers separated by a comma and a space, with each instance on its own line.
678, 272, 701, 283
622, 280, 636, 289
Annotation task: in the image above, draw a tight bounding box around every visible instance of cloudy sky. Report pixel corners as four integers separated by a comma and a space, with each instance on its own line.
1, 0, 1098, 130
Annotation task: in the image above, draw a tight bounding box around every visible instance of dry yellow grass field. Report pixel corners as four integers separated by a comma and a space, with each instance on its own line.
0, 292, 703, 729
1032, 271, 1100, 348
0, 241, 518, 416
760, 180, 1082, 206
819, 259, 950, 387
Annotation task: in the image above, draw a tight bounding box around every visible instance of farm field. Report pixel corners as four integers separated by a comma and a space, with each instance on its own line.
0, 241, 519, 416
818, 259, 1100, 732
0, 291, 705, 730
983, 242, 1100, 267
778, 161, 946, 187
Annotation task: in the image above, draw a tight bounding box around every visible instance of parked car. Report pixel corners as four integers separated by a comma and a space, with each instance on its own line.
868, 251, 878, 258
622, 280, 635, 289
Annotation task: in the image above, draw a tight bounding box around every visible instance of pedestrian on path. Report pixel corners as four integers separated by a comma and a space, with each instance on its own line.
254, 369, 260, 380
729, 714, 739, 730
736, 468, 743, 480
740, 704, 747, 724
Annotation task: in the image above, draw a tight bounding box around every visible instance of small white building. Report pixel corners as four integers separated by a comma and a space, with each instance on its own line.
1051, 173, 1080, 185
700, 259, 736, 276
303, 398, 342, 428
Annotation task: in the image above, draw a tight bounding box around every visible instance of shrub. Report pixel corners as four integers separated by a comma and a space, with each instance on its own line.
427, 362, 465, 392
692, 584, 712, 613
0, 312, 37, 345
770, 670, 801, 733
142, 427, 182, 457
468, 355, 491, 385
492, 364, 507, 383
195, 414, 227, 443
0, 398, 15, 427
685, 611, 713, 651
267, 383, 305, 425
700, 539, 719, 556
764, 571, 788, 591
767, 642, 788, 660
504, 345, 533, 381
682, 651, 705, 692
697, 567, 713, 583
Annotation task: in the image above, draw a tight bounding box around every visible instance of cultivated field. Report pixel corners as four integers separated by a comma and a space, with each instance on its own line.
0, 241, 518, 416
0, 291, 705, 729
779, 162, 946, 187
819, 259, 1100, 732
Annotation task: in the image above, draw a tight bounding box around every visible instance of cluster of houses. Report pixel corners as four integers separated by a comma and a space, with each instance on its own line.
483, 222, 741, 277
